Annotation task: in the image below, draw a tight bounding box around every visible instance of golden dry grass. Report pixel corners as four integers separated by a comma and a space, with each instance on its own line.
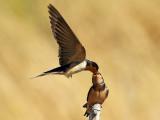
0, 0, 160, 120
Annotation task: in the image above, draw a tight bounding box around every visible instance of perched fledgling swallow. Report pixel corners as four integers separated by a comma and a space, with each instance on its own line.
83, 72, 109, 117
35, 4, 99, 78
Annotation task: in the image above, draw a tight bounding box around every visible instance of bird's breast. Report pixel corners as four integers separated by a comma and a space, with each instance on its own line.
87, 87, 109, 105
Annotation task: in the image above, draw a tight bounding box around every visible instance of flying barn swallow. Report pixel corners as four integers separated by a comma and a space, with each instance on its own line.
35, 4, 99, 78
83, 72, 109, 117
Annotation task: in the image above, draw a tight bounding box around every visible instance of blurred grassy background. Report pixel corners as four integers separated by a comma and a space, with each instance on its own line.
0, 0, 160, 120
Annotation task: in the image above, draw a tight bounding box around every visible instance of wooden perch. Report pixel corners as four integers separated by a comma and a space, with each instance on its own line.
89, 104, 101, 120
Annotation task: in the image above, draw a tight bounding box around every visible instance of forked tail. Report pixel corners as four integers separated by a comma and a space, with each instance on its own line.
33, 66, 65, 78
33, 64, 71, 78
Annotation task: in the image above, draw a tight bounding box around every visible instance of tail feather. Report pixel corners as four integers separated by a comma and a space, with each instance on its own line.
33, 63, 73, 78
32, 73, 46, 78
33, 66, 66, 78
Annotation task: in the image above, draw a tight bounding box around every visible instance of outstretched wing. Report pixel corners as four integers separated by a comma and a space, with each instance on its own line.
48, 4, 86, 66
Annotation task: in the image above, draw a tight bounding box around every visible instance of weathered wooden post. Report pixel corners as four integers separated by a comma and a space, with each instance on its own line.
89, 104, 101, 120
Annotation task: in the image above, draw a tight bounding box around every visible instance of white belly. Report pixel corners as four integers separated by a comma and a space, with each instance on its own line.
65, 60, 87, 77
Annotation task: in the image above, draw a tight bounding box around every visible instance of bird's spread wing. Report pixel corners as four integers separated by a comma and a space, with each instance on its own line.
48, 4, 86, 66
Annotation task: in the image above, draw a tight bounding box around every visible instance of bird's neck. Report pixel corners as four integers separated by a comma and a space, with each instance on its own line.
92, 73, 105, 90
93, 83, 105, 91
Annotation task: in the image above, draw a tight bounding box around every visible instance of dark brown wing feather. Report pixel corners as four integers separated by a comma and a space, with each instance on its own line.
87, 86, 93, 101
48, 4, 86, 66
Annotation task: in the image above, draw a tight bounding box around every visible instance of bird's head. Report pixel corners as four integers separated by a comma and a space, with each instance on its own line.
86, 60, 99, 73
91, 61, 99, 71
